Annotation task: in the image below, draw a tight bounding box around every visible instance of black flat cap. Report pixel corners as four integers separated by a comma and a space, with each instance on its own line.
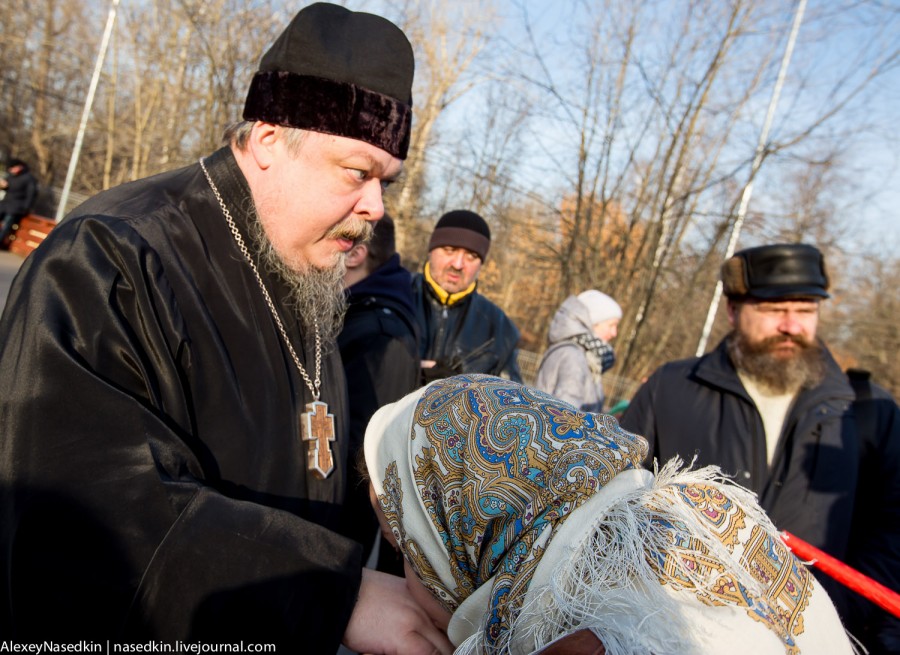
243, 2, 414, 159
722, 243, 830, 300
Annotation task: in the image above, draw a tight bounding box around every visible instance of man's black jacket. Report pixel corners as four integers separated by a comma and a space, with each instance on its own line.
621, 339, 900, 652
412, 273, 521, 383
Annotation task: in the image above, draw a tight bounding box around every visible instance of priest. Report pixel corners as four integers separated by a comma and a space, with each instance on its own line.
0, 4, 451, 653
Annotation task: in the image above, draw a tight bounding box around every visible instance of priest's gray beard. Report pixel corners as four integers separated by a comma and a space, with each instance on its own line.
249, 216, 373, 346
727, 331, 826, 394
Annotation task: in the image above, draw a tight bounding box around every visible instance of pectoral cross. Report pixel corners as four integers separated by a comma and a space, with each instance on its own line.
301, 401, 335, 479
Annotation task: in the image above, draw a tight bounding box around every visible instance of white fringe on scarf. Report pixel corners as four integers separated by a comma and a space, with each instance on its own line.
454, 458, 819, 655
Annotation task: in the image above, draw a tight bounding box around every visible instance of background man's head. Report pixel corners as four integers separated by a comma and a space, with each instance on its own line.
722, 243, 830, 392
7, 159, 27, 175
344, 214, 397, 287
426, 210, 491, 295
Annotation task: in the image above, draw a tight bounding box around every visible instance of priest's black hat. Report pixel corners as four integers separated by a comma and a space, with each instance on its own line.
721, 243, 830, 300
243, 2, 414, 159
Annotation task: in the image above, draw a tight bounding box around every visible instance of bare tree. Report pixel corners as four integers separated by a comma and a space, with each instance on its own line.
0, 0, 98, 185
500, 0, 899, 392
383, 0, 495, 255
831, 254, 900, 398
506, 0, 781, 378
2, 0, 897, 401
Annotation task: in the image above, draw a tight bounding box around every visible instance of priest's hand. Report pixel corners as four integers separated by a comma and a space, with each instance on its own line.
343, 568, 454, 655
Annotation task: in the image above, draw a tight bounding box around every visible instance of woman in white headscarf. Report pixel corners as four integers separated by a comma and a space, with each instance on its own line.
365, 374, 856, 655
536, 290, 622, 413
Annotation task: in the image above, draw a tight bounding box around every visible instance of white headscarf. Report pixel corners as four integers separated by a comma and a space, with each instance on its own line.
365, 374, 856, 655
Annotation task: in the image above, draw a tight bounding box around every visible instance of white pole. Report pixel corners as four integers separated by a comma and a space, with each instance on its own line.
55, 0, 121, 222
695, 0, 807, 356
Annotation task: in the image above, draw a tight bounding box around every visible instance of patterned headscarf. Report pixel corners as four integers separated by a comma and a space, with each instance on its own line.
365, 375, 855, 655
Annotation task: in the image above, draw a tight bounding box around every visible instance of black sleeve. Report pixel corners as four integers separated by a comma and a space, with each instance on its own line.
0, 217, 361, 647
339, 305, 419, 558
500, 346, 524, 384
620, 374, 661, 468
25, 175, 38, 212
844, 386, 900, 653
496, 312, 523, 383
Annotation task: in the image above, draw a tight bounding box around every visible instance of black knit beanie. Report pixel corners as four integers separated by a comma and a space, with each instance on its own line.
243, 3, 414, 159
428, 210, 491, 261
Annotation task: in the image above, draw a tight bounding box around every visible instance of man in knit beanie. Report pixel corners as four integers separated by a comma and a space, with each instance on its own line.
621, 243, 900, 654
412, 209, 522, 383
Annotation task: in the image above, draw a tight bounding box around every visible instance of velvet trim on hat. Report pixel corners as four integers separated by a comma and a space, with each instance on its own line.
243, 71, 412, 159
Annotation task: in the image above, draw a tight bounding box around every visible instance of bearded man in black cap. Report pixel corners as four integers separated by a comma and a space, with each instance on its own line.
413, 209, 522, 383
0, 4, 452, 653
621, 243, 900, 654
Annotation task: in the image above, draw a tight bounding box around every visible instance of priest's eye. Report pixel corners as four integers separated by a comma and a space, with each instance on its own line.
381, 179, 393, 191
348, 168, 367, 182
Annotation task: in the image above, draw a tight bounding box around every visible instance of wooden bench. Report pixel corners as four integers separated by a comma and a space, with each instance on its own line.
2, 214, 56, 257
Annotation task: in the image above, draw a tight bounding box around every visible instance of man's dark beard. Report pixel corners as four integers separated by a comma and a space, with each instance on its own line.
727, 331, 826, 394
248, 215, 359, 347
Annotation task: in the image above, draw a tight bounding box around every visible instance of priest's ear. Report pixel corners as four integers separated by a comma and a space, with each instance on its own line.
245, 122, 281, 170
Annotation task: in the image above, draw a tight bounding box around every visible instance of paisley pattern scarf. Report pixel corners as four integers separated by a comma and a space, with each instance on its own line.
365, 375, 855, 655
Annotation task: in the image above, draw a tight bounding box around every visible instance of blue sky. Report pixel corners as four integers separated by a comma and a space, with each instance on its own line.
350, 0, 898, 253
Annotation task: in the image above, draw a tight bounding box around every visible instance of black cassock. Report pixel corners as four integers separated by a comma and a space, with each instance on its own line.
0, 148, 360, 648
